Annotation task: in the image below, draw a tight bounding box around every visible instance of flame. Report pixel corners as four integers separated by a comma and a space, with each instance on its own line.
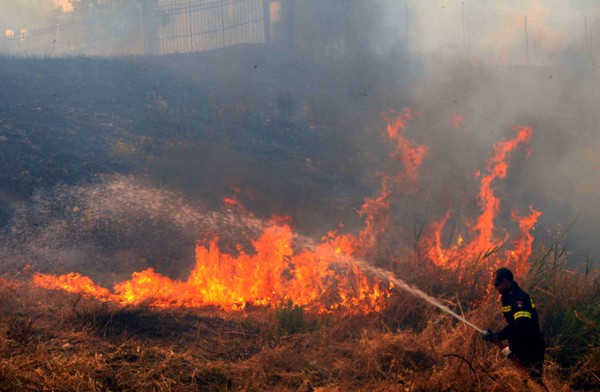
508, 206, 542, 277
358, 109, 428, 250
34, 225, 391, 313
32, 112, 541, 312
385, 109, 428, 190
425, 126, 539, 274
33, 273, 111, 300
473, 126, 533, 252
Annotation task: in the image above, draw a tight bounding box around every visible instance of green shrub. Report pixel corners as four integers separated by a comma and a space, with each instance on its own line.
275, 299, 314, 336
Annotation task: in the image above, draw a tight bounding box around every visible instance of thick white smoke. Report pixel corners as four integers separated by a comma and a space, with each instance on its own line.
390, 0, 600, 259
407, 0, 599, 65
0, 1, 70, 33
53, 0, 74, 13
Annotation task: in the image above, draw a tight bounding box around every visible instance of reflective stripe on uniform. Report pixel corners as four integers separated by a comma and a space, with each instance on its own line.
502, 305, 512, 313
531, 299, 535, 308
514, 311, 532, 320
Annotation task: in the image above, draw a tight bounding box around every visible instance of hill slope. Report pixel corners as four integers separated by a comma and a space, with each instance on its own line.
0, 45, 386, 232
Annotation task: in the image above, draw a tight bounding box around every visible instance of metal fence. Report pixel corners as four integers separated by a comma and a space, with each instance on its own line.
0, 23, 89, 57
0, 0, 267, 57
155, 0, 265, 54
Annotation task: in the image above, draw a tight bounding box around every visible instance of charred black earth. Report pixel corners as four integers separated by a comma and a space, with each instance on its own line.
0, 44, 395, 233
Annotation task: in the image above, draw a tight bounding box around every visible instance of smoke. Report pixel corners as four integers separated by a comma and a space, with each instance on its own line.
0, 1, 70, 32
2, 176, 272, 284
53, 0, 73, 13
406, 0, 599, 64
379, 0, 600, 259
1, 0, 599, 261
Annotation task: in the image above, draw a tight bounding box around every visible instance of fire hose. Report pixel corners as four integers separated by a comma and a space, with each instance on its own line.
486, 333, 526, 371
347, 260, 534, 380
484, 331, 550, 391
481, 328, 543, 385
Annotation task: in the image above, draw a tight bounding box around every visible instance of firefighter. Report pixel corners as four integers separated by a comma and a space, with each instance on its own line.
483, 267, 546, 386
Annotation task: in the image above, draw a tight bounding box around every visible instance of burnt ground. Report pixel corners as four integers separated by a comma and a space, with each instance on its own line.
0, 44, 413, 281
3, 43, 600, 265
0, 44, 400, 233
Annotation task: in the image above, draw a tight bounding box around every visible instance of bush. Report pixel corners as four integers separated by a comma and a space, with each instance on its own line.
275, 299, 315, 336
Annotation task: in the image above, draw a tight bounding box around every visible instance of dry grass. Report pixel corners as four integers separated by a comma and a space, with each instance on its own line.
0, 260, 597, 391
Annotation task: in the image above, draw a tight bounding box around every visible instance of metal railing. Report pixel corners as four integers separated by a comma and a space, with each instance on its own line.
0, 0, 266, 57
155, 0, 265, 54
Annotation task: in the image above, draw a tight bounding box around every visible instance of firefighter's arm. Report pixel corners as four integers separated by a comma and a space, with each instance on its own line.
496, 324, 512, 341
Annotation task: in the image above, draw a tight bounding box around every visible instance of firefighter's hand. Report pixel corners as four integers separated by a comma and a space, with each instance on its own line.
482, 329, 497, 342
501, 346, 513, 358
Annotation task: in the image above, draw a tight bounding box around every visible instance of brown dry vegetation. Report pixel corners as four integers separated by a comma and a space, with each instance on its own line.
0, 253, 597, 392
0, 46, 598, 392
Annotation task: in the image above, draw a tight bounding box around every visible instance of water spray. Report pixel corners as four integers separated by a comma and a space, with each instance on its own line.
295, 234, 531, 375
339, 255, 530, 376
292, 232, 485, 332
350, 258, 483, 332
348, 256, 532, 378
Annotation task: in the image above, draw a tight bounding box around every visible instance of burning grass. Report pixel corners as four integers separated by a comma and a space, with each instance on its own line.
1, 258, 598, 391
30, 113, 540, 315
1, 108, 598, 390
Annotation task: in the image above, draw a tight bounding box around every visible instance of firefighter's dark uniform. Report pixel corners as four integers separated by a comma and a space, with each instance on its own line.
497, 281, 546, 383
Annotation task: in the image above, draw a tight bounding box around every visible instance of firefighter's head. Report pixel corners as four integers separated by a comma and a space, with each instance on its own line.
493, 267, 513, 294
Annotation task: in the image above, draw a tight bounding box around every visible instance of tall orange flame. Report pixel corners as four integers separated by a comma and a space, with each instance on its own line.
508, 206, 542, 276
32, 114, 540, 312
358, 109, 428, 250
425, 126, 539, 274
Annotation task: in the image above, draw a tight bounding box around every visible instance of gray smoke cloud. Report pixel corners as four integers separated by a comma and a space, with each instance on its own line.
1, 0, 599, 260
390, 0, 600, 259
408, 0, 599, 63
3, 175, 272, 283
